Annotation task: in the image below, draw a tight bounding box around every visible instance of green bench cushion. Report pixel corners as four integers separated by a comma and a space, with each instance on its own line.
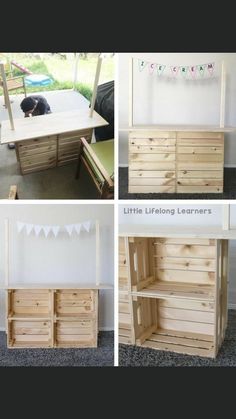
83, 139, 114, 184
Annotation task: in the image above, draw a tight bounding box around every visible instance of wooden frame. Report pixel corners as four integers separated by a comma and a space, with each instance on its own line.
119, 205, 234, 358
8, 185, 18, 200
3, 218, 112, 348
124, 57, 236, 194
76, 137, 114, 199
0, 57, 109, 176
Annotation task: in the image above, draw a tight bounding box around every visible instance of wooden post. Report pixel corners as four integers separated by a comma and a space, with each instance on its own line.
89, 56, 102, 117
214, 240, 221, 357
0, 62, 15, 130
222, 204, 230, 230
5, 218, 9, 287
95, 220, 100, 286
73, 53, 80, 90
220, 61, 226, 128
129, 57, 133, 127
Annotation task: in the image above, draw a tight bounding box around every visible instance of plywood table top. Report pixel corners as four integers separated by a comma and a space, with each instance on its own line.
0, 108, 108, 144
119, 125, 236, 132
0, 283, 113, 290
119, 225, 236, 240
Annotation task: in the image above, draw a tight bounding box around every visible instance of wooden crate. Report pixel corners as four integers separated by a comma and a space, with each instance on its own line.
129, 131, 176, 193
7, 288, 98, 348
119, 236, 228, 358
16, 128, 93, 174
58, 129, 93, 166
128, 130, 224, 193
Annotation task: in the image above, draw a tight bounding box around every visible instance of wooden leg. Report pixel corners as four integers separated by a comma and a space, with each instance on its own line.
75, 144, 83, 179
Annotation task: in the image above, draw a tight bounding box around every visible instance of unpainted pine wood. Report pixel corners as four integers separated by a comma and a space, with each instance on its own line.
178, 170, 223, 179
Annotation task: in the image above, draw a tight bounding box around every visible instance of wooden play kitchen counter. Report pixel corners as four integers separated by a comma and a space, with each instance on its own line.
124, 125, 236, 193
0, 109, 108, 174
119, 220, 235, 358
3, 283, 112, 348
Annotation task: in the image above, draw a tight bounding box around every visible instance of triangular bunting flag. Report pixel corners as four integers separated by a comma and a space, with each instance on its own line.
198, 64, 205, 77
189, 65, 196, 79
83, 221, 91, 232
207, 62, 214, 76
65, 224, 74, 236
17, 221, 25, 233
43, 225, 51, 238
148, 62, 156, 75
52, 226, 60, 237
180, 66, 188, 77
157, 64, 165, 76
34, 225, 42, 237
170, 66, 179, 77
74, 223, 81, 235
26, 223, 33, 236
138, 59, 147, 72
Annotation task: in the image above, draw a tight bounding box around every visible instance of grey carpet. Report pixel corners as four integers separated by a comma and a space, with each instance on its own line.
119, 167, 236, 199
119, 310, 236, 366
0, 331, 114, 367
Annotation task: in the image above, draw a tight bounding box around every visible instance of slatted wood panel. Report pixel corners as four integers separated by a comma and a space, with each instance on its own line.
133, 296, 215, 357
7, 289, 98, 348
9, 289, 50, 318
128, 131, 176, 193
8, 320, 51, 348
58, 129, 92, 166
17, 136, 57, 174
56, 290, 95, 315
16, 129, 93, 174
128, 130, 224, 193
123, 235, 226, 357
56, 319, 96, 348
176, 132, 224, 193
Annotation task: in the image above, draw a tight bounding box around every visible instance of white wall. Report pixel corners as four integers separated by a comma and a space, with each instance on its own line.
118, 52, 236, 166
119, 203, 236, 306
0, 203, 114, 330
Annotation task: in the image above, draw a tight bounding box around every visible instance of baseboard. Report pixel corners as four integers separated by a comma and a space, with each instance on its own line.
0, 327, 5, 332
229, 303, 236, 310
119, 164, 128, 168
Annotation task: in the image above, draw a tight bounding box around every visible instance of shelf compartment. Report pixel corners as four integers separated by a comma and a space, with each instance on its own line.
133, 280, 215, 301
55, 319, 96, 348
55, 289, 96, 316
8, 289, 51, 319
8, 320, 51, 348
141, 328, 215, 357
133, 296, 215, 357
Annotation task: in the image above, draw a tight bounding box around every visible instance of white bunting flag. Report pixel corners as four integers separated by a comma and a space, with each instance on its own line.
34, 225, 42, 237
17, 221, 25, 233
148, 62, 156, 75
26, 223, 34, 236
83, 221, 91, 232
52, 226, 60, 237
43, 225, 51, 238
65, 224, 74, 236
74, 223, 81, 235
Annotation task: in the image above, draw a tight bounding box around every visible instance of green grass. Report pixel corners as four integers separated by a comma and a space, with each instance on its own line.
0, 53, 114, 101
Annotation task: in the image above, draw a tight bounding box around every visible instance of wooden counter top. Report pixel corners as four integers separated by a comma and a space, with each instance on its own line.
0, 108, 108, 144
119, 225, 236, 240
119, 125, 236, 132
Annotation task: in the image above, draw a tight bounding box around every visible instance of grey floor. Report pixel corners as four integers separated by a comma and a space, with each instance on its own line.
119, 167, 236, 199
0, 331, 114, 367
0, 91, 100, 199
119, 310, 236, 367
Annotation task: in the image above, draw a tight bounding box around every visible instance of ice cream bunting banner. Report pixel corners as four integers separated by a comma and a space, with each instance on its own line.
138, 59, 215, 79
16, 221, 93, 238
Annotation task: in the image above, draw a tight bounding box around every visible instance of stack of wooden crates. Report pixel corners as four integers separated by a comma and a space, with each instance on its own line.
119, 234, 229, 358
